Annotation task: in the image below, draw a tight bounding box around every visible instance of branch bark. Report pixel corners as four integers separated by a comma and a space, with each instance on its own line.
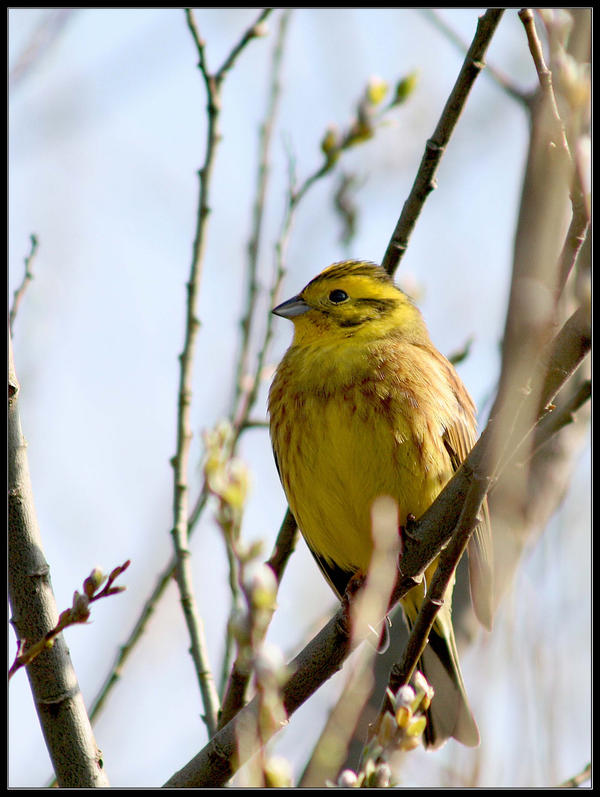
168, 7, 274, 738
8, 335, 110, 788
381, 8, 504, 276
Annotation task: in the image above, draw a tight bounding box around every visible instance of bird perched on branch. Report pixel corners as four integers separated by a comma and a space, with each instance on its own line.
268, 260, 493, 748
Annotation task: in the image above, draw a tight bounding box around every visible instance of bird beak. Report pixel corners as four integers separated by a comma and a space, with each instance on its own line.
272, 295, 311, 319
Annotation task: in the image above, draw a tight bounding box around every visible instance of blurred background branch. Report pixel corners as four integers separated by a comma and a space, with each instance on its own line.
381, 8, 504, 276
9, 233, 38, 335
9, 9, 74, 89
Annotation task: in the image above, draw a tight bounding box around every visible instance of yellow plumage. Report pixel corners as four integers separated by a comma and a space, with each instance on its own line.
268, 260, 493, 748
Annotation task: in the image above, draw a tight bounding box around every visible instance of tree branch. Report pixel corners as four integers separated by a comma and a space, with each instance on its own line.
488, 7, 590, 605
233, 10, 291, 417
9, 561, 129, 680
169, 7, 275, 739
381, 8, 504, 275
8, 335, 110, 787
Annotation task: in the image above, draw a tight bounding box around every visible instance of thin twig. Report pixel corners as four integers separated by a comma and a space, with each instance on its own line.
9, 234, 38, 334
265, 508, 298, 586
170, 8, 222, 739
169, 8, 272, 739
380, 8, 504, 276
521, 9, 590, 256
556, 192, 589, 298
518, 9, 571, 157
526, 379, 590, 463
218, 542, 243, 698
219, 12, 293, 709
518, 9, 552, 89
187, 14, 292, 714
9, 562, 129, 680
215, 9, 273, 83
215, 507, 298, 728
232, 9, 291, 426
89, 557, 177, 722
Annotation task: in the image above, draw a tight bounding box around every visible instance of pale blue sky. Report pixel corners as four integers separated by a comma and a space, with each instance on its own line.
9, 8, 590, 787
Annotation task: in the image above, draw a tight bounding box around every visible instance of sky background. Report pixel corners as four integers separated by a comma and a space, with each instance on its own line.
9, 8, 590, 788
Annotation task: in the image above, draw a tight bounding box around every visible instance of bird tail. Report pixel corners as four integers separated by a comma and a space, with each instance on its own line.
417, 621, 480, 749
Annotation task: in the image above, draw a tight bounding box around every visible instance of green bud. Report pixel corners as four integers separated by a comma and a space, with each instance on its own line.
393, 70, 419, 105
366, 76, 388, 106
244, 563, 277, 611
83, 567, 105, 597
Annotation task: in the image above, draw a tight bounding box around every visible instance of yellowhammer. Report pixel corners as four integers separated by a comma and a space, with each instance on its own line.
268, 260, 493, 749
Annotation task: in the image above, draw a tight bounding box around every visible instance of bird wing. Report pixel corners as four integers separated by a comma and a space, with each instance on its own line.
443, 418, 494, 630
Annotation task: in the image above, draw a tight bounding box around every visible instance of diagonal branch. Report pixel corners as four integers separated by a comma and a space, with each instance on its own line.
381, 8, 504, 276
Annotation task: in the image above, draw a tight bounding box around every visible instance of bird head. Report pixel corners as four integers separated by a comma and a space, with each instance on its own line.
273, 260, 427, 346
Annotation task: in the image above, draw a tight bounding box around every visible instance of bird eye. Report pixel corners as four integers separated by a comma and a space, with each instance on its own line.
328, 289, 349, 304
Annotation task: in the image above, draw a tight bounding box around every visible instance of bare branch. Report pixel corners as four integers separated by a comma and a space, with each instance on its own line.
384, 476, 487, 700
233, 9, 292, 428
487, 8, 590, 606
215, 9, 273, 83
8, 335, 109, 787
381, 8, 504, 275
265, 508, 299, 586
9, 562, 129, 680
169, 8, 275, 738
86, 11, 288, 727
519, 9, 553, 89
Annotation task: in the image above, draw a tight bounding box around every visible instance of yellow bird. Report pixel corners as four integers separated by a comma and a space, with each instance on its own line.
268, 260, 493, 748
